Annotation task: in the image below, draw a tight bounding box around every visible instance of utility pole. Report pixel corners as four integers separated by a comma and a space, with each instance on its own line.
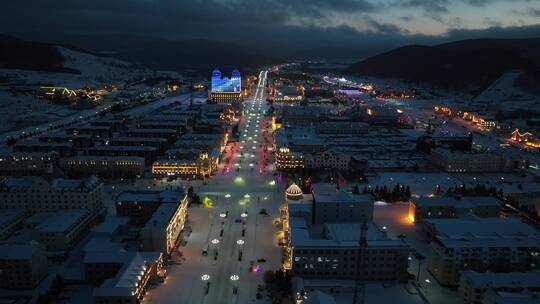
352, 221, 368, 304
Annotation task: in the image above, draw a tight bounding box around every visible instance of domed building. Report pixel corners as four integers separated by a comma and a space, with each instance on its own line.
285, 183, 303, 200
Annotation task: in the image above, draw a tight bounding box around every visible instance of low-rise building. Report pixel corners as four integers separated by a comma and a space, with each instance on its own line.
408, 196, 501, 223
275, 147, 304, 170
116, 190, 185, 227
458, 270, 540, 304
430, 148, 527, 173
422, 214, 538, 241
428, 233, 540, 286
312, 184, 374, 224
28, 209, 92, 254
61, 156, 145, 178
141, 198, 188, 256
304, 151, 350, 170
482, 290, 540, 304
87, 145, 157, 165
0, 208, 26, 240
152, 151, 219, 178
0, 175, 104, 218
0, 152, 57, 176
89, 251, 164, 304
287, 217, 409, 282
0, 241, 48, 289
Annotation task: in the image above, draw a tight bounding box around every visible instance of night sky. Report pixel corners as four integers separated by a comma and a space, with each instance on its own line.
2, 1, 539, 49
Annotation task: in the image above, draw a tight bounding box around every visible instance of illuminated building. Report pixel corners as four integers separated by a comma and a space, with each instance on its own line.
275, 147, 304, 170
282, 184, 409, 282
62, 156, 145, 178
115, 190, 185, 227
274, 86, 304, 102
210, 69, 242, 103
141, 196, 189, 256
511, 129, 540, 149
90, 251, 164, 304
0, 152, 56, 176
151, 152, 219, 178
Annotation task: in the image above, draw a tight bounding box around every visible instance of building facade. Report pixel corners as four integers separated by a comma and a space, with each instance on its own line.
0, 176, 104, 218
210, 69, 242, 103
0, 242, 48, 289
62, 156, 145, 178
141, 197, 189, 256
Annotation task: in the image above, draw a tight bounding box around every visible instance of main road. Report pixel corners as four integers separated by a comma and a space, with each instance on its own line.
144, 70, 283, 304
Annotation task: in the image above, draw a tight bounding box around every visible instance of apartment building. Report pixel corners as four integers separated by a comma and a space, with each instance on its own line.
408, 196, 501, 223
428, 235, 540, 286
0, 152, 56, 176
116, 190, 185, 227
288, 218, 409, 282
141, 198, 188, 256
27, 209, 92, 254
0, 241, 48, 289
458, 270, 540, 304
0, 175, 104, 218
312, 184, 374, 224
62, 156, 145, 178
90, 251, 164, 304
0, 208, 26, 240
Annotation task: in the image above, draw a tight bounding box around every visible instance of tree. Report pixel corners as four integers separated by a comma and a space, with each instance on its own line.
352, 184, 360, 194
187, 186, 194, 199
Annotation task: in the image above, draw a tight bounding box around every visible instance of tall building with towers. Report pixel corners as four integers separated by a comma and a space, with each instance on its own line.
210, 69, 242, 103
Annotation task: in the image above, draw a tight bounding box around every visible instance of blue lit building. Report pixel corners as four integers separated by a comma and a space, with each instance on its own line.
210, 69, 242, 103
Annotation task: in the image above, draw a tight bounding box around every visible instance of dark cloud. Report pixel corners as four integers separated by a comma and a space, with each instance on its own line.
0, 0, 538, 58
398, 0, 450, 14
365, 17, 409, 35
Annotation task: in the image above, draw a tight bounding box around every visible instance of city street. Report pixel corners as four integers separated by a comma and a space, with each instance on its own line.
144, 71, 284, 304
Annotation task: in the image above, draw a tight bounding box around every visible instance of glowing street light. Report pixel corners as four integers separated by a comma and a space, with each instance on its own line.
201, 274, 210, 281
230, 274, 239, 281
268, 180, 276, 186
241, 212, 248, 218
211, 239, 220, 245
219, 213, 227, 218
237, 239, 245, 245
244, 194, 250, 199
225, 194, 231, 198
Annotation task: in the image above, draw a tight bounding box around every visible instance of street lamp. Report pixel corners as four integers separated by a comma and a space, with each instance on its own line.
244, 194, 250, 199
230, 274, 239, 281
225, 194, 231, 198
211, 239, 220, 245
236, 239, 245, 245
240, 212, 248, 218
201, 274, 210, 281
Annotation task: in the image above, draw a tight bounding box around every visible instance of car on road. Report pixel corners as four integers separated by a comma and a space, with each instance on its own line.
234, 219, 242, 223
257, 258, 267, 263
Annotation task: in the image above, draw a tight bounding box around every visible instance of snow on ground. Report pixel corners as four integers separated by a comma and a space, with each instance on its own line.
58, 47, 149, 87
473, 71, 540, 107
0, 90, 76, 133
